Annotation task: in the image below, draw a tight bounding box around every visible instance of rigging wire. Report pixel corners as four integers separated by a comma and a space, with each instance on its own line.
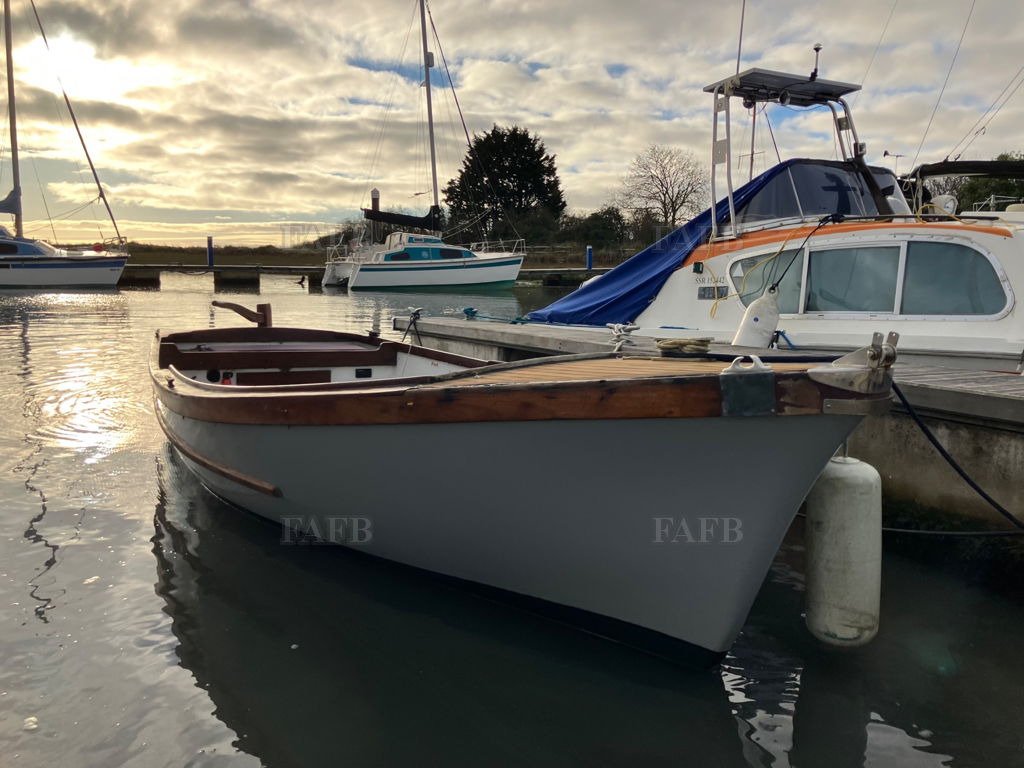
27, 158, 58, 242
763, 106, 782, 165
356, 0, 419, 212
28, 0, 122, 242
851, 0, 897, 107
427, 4, 522, 241
910, 0, 975, 170
947, 65, 1024, 160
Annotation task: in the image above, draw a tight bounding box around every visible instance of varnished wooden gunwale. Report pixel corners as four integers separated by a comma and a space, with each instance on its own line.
151, 329, 882, 427
429, 357, 818, 386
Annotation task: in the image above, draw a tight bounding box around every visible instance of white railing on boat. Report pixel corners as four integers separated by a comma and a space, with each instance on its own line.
469, 238, 526, 256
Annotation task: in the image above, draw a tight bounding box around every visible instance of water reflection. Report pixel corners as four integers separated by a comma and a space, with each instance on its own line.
725, 538, 958, 767
1, 294, 131, 626
153, 450, 751, 766
1, 279, 1020, 766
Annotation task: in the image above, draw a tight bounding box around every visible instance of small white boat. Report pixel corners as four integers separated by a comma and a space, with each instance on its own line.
529, 67, 1024, 371
322, 0, 524, 291
0, 0, 127, 289
151, 301, 898, 666
323, 231, 523, 289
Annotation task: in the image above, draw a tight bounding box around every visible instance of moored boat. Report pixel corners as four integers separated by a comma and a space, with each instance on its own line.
323, 231, 524, 289
151, 302, 898, 665
0, 227, 126, 287
528, 67, 1024, 371
0, 0, 127, 288
321, 0, 524, 291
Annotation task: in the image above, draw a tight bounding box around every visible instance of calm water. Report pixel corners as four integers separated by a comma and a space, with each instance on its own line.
1, 275, 1022, 767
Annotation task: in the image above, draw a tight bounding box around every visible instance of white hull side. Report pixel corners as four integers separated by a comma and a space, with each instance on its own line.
348, 256, 523, 288
322, 261, 356, 287
159, 407, 860, 655
0, 258, 126, 287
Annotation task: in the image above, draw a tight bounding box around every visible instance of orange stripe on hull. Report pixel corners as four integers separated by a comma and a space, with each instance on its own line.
683, 221, 1014, 266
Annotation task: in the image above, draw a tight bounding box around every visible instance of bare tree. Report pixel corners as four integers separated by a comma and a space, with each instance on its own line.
618, 145, 709, 228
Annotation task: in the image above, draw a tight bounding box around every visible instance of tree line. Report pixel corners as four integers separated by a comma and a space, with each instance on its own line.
317, 125, 710, 254
442, 124, 709, 250
331, 122, 1024, 253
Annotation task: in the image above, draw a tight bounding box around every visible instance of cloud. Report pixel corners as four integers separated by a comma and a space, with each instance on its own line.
4, 0, 1023, 244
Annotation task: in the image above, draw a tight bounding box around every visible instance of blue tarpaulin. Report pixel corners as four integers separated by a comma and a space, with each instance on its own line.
527, 162, 796, 326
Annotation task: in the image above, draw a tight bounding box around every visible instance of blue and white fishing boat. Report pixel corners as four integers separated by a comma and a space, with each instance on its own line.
0, 0, 126, 288
322, 0, 523, 290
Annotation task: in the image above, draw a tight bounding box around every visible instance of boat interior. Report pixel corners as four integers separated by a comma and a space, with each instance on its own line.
156, 327, 487, 387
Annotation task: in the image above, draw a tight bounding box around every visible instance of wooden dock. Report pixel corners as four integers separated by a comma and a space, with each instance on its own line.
118, 263, 610, 290
393, 315, 1024, 522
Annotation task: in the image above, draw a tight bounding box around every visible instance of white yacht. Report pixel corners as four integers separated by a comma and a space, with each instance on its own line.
323, 231, 523, 289
322, 0, 523, 290
0, 0, 126, 288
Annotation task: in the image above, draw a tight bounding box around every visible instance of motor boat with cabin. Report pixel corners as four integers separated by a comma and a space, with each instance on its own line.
529, 67, 1024, 372
152, 300, 898, 665
0, 0, 126, 288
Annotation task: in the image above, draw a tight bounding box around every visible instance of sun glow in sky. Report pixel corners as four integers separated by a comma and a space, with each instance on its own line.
4, 0, 1024, 245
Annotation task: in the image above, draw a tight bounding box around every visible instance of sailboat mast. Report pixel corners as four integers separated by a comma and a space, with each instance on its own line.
419, 0, 439, 211
4, 0, 21, 237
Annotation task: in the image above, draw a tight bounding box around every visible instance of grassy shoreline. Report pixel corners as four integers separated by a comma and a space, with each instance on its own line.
116, 242, 633, 269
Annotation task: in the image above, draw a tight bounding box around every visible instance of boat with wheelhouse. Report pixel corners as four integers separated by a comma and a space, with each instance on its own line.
529, 68, 1024, 371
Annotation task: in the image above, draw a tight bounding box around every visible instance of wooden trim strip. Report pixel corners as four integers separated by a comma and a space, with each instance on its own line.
154, 402, 283, 497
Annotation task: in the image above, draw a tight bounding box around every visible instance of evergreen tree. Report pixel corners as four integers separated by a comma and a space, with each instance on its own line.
443, 125, 566, 241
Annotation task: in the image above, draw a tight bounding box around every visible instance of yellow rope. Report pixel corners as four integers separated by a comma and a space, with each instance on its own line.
656, 337, 714, 354
707, 226, 804, 319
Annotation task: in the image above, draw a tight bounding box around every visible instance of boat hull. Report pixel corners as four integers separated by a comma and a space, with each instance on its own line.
0, 257, 126, 287
156, 402, 861, 662
336, 255, 523, 289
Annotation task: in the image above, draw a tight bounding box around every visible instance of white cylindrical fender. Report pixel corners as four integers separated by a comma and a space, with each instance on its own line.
804, 456, 882, 647
731, 289, 779, 348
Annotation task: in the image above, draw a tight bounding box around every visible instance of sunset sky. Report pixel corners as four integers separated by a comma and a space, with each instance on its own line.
4, 0, 1023, 246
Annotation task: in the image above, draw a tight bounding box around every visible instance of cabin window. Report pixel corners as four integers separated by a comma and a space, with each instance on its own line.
0, 243, 19, 255
901, 242, 1006, 315
789, 164, 872, 217
729, 249, 803, 313
439, 249, 467, 259
386, 252, 411, 261
736, 170, 803, 224
733, 162, 907, 226
806, 246, 900, 312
